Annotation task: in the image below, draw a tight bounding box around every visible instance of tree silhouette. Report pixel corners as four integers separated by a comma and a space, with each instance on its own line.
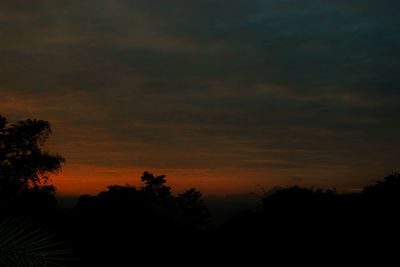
72, 172, 208, 235
362, 172, 400, 198
0, 115, 64, 211
360, 172, 400, 229
141, 171, 172, 199
70, 172, 208, 265
175, 188, 208, 230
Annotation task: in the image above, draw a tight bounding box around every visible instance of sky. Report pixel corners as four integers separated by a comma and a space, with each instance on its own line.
1, 0, 400, 196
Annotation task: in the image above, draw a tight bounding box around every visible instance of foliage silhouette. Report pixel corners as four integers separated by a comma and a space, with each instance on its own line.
68, 172, 208, 265
224, 173, 400, 246
0, 218, 71, 267
175, 188, 208, 230
0, 115, 64, 212
0, 115, 70, 266
73, 172, 207, 230
363, 172, 400, 197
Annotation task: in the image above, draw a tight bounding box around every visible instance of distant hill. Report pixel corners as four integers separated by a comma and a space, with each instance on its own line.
205, 193, 261, 225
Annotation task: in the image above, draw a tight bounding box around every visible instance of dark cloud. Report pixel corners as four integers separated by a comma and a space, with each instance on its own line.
1, 0, 400, 191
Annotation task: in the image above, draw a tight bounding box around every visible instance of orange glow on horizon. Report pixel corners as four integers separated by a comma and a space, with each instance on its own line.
52, 164, 283, 197
51, 163, 383, 197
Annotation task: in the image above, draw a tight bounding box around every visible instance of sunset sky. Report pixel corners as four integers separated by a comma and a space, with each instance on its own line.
1, 0, 399, 196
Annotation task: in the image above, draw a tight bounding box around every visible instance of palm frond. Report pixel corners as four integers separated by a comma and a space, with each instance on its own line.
0, 217, 72, 267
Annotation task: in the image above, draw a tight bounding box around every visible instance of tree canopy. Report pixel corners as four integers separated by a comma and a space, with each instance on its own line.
0, 115, 64, 203
74, 172, 208, 232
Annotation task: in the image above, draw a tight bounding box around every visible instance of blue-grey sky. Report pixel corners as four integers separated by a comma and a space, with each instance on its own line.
1, 0, 399, 195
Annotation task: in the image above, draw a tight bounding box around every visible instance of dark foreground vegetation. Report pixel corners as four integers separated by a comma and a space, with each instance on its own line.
1, 115, 399, 266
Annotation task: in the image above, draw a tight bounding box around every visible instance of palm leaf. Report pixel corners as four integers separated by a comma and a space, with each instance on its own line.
0, 217, 72, 267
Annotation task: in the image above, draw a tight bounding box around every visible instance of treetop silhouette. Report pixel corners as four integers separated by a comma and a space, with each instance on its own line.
0, 115, 64, 204
74, 171, 208, 232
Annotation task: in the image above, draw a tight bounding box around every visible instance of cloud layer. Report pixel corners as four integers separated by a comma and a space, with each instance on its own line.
1, 0, 400, 194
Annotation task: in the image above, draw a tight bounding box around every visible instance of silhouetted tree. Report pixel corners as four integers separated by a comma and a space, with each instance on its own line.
360, 172, 400, 229
73, 172, 207, 230
70, 172, 208, 265
175, 188, 208, 230
362, 172, 400, 198
69, 171, 400, 265
141, 171, 172, 200
0, 115, 64, 213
